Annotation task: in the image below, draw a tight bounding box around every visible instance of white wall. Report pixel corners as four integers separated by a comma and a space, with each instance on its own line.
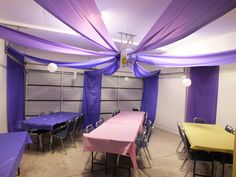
0, 39, 7, 132
155, 74, 186, 134
217, 64, 236, 129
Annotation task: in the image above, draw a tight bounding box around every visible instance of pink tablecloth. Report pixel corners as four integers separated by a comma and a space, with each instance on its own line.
83, 111, 145, 169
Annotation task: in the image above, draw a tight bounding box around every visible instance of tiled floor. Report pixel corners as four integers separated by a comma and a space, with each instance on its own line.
20, 128, 232, 177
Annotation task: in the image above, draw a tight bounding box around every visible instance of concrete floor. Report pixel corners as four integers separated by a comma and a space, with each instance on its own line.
20, 128, 232, 177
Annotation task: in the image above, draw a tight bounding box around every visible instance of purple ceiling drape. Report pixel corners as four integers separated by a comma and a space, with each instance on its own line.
131, 61, 160, 78
7, 48, 25, 132
133, 0, 236, 53
0, 25, 116, 57
26, 54, 118, 69
136, 49, 236, 67
186, 66, 219, 124
35, 0, 118, 52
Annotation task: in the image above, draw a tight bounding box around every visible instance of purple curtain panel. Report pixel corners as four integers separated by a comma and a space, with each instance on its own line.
141, 74, 159, 124
186, 66, 219, 124
7, 48, 25, 132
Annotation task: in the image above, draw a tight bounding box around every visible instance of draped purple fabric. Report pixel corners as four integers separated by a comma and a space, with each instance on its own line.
7, 48, 25, 132
136, 49, 236, 67
186, 66, 219, 124
140, 75, 159, 125
82, 71, 102, 127
134, 0, 236, 53
0, 25, 115, 57
35, 0, 118, 52
26, 54, 118, 69
82, 61, 119, 127
131, 61, 160, 78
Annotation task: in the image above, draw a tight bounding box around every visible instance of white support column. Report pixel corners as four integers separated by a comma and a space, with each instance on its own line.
0, 39, 7, 132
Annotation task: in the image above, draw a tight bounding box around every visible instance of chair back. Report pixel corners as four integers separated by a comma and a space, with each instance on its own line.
74, 114, 84, 133
85, 124, 94, 133
225, 125, 235, 134
67, 119, 76, 134
145, 120, 153, 143
193, 117, 206, 124
96, 119, 103, 128
132, 108, 139, 111
180, 128, 192, 157
58, 120, 73, 138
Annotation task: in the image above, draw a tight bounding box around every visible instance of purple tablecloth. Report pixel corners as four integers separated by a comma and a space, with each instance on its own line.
20, 112, 81, 130
0, 131, 32, 177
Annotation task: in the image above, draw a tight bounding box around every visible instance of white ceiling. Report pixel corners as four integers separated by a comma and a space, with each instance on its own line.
0, 0, 236, 55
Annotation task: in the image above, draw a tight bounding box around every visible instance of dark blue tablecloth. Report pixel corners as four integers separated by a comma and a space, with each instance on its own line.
0, 131, 32, 177
20, 112, 81, 130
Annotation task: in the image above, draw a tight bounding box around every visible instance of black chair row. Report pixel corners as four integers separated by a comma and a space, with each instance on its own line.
51, 113, 85, 154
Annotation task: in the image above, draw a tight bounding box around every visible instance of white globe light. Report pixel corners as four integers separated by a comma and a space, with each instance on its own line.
182, 78, 192, 87
48, 63, 57, 73
124, 76, 129, 81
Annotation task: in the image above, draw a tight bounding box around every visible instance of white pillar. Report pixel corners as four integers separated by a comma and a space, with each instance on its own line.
0, 39, 7, 132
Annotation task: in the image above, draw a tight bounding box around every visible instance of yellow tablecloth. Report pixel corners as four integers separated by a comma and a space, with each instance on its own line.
182, 122, 234, 154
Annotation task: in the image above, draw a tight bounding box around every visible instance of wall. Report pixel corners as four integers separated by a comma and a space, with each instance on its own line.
0, 39, 7, 132
155, 74, 186, 134
217, 64, 236, 129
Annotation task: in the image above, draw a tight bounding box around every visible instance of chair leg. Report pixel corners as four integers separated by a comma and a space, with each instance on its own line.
176, 140, 182, 152
70, 133, 76, 148
143, 148, 151, 168
17, 167, 20, 176
211, 160, 214, 177
37, 134, 39, 152
145, 146, 152, 159
222, 163, 224, 177
193, 160, 196, 177
60, 138, 66, 155
180, 156, 188, 170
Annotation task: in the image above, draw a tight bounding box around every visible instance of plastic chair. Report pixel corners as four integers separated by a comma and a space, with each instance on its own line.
193, 117, 206, 124
181, 128, 214, 177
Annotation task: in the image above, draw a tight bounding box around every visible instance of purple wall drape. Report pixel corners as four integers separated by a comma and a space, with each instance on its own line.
140, 74, 159, 125
7, 48, 25, 132
82, 71, 102, 127
82, 59, 119, 127
186, 66, 219, 124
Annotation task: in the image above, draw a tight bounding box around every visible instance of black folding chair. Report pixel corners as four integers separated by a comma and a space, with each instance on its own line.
225, 125, 234, 134
181, 129, 214, 177
193, 117, 206, 124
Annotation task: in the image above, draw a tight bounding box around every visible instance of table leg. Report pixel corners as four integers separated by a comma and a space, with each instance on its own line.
91, 152, 94, 173
105, 153, 108, 174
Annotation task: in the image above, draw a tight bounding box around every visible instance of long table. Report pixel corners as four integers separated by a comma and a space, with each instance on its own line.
83, 111, 145, 169
0, 131, 32, 177
20, 112, 81, 152
20, 112, 81, 130
182, 122, 234, 154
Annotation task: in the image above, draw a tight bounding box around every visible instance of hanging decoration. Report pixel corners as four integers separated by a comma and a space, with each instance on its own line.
48, 63, 58, 72
182, 78, 192, 87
